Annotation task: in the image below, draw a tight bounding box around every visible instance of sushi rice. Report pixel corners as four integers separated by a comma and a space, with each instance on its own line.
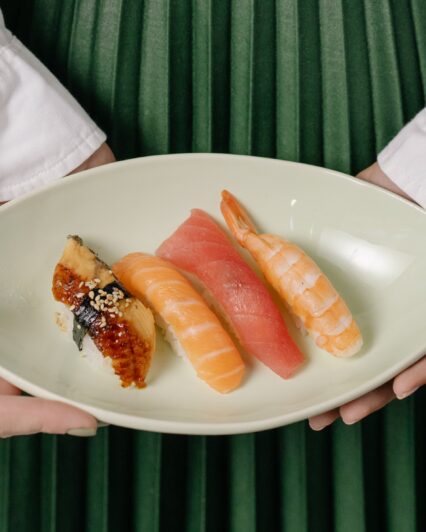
55, 305, 195, 377
54, 306, 115, 376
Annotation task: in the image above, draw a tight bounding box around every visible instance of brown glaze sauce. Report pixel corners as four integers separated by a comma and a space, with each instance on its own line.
52, 263, 151, 388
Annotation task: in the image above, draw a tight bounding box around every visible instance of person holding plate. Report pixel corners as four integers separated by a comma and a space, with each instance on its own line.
0, 9, 424, 437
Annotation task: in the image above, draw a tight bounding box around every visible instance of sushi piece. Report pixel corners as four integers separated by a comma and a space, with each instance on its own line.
220, 190, 363, 357
156, 210, 305, 379
52, 236, 156, 388
112, 253, 245, 393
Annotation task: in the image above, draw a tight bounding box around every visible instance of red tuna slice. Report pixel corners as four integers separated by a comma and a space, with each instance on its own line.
156, 209, 304, 379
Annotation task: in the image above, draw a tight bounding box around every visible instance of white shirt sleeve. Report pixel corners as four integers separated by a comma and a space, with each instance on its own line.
0, 10, 106, 201
378, 108, 426, 208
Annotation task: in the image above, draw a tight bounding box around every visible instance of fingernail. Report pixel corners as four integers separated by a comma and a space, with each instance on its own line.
397, 387, 419, 400
97, 421, 109, 428
343, 418, 359, 426
309, 421, 330, 431
310, 423, 325, 431
67, 427, 97, 437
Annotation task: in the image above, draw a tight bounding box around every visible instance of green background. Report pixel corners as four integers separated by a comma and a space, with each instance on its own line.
1, 0, 425, 530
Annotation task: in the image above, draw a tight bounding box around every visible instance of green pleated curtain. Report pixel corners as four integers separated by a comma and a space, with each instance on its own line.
0, 1, 425, 531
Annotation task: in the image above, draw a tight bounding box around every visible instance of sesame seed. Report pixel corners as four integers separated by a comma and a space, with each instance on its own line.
95, 295, 101, 302
110, 313, 115, 318
118, 311, 123, 317
79, 282, 83, 288
90, 301, 96, 307
89, 291, 94, 299
94, 278, 100, 283
76, 292, 84, 298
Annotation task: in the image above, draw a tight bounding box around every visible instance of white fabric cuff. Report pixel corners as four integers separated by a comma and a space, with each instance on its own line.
378, 108, 426, 208
0, 12, 106, 201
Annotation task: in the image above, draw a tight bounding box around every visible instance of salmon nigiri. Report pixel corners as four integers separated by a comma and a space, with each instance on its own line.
156, 210, 305, 379
113, 253, 245, 393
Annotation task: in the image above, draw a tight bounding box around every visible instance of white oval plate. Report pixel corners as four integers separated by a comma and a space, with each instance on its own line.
0, 154, 425, 435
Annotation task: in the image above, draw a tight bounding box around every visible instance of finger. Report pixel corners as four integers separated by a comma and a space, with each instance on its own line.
339, 382, 395, 425
0, 378, 21, 396
393, 356, 426, 399
309, 409, 340, 431
0, 396, 97, 438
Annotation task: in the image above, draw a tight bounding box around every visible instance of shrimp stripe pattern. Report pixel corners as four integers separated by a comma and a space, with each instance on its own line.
220, 191, 363, 358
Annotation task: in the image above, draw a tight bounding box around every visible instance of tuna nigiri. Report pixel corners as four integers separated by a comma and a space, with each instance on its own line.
220, 190, 363, 357
156, 210, 305, 379
113, 253, 245, 393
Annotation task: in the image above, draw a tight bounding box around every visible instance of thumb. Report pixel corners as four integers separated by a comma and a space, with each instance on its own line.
0, 396, 97, 438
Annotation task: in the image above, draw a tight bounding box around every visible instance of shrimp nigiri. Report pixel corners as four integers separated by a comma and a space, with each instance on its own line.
220, 190, 363, 357
156, 209, 305, 379
113, 253, 245, 393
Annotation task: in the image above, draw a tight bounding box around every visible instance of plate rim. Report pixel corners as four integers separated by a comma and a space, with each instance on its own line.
2, 152, 425, 216
0, 347, 424, 435
1, 153, 425, 435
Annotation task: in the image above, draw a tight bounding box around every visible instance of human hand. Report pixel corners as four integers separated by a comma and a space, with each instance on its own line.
357, 161, 414, 202
309, 358, 426, 430
68, 142, 115, 174
0, 377, 97, 437
0, 143, 115, 435
309, 161, 425, 430
0, 143, 115, 207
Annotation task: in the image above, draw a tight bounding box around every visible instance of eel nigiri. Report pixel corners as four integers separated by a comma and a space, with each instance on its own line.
156, 210, 305, 379
52, 236, 156, 388
113, 253, 245, 393
220, 191, 363, 357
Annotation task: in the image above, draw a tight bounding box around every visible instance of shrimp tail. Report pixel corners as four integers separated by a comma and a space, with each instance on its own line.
220, 190, 258, 244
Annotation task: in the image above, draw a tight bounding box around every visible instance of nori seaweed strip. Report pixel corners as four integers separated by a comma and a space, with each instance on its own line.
73, 319, 89, 351
103, 281, 130, 298
71, 280, 130, 350
73, 302, 98, 350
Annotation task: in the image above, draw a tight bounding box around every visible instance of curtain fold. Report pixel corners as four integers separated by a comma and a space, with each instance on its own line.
0, 1, 425, 530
